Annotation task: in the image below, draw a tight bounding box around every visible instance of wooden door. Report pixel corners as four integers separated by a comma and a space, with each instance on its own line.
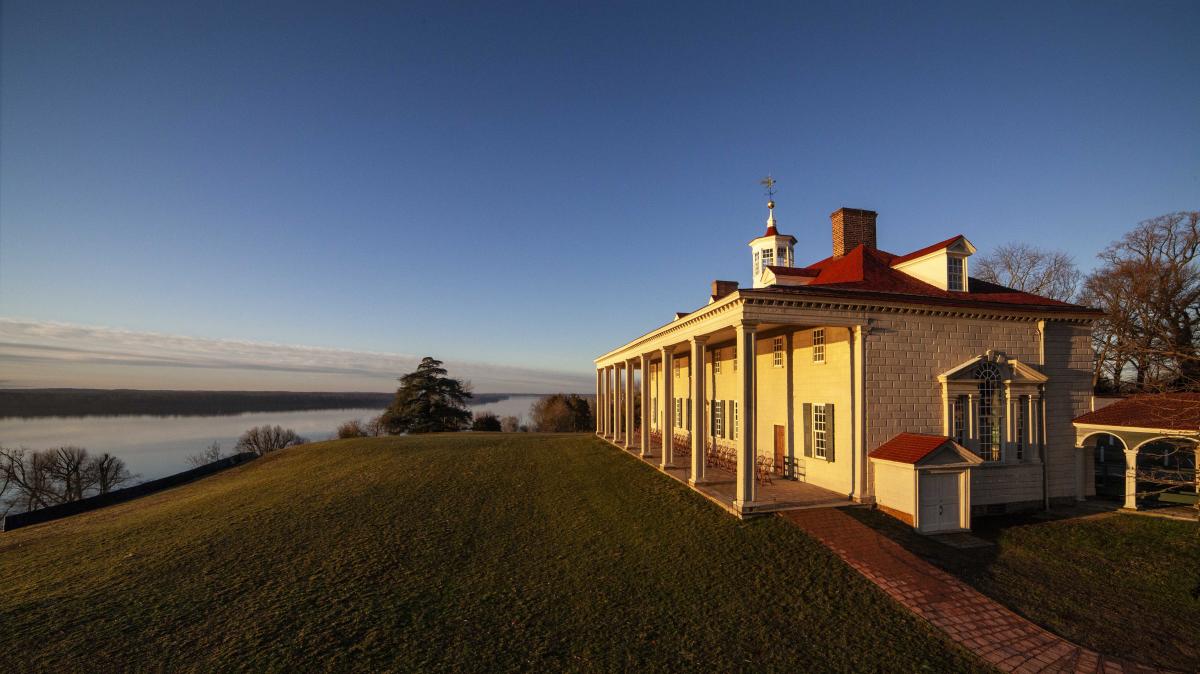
919, 473, 960, 533
774, 425, 786, 473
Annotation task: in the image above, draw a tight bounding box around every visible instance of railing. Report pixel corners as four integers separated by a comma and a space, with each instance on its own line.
672, 431, 690, 455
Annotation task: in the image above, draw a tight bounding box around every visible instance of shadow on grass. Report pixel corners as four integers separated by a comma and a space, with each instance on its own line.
842, 505, 1200, 672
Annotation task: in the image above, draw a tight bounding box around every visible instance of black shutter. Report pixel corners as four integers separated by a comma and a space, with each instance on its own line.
825, 403, 835, 462
803, 403, 813, 458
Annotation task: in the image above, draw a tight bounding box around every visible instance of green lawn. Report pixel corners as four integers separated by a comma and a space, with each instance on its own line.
847, 508, 1200, 671
0, 433, 986, 672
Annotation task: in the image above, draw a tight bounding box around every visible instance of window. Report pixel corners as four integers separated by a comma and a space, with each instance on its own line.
975, 362, 1002, 461
812, 328, 825, 363
814, 404, 828, 459
947, 256, 965, 292
753, 250, 761, 278
772, 337, 784, 367
713, 400, 724, 438
674, 359, 680, 378
951, 395, 967, 445
1015, 395, 1028, 461
675, 398, 682, 428
777, 246, 789, 267
761, 247, 774, 269
714, 352, 721, 375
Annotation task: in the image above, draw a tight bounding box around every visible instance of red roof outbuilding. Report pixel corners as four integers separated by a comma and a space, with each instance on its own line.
868, 433, 956, 464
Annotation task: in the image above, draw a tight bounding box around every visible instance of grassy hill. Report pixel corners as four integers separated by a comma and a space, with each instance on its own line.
0, 434, 985, 672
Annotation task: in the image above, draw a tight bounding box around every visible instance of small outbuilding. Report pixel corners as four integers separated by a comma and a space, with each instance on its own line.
869, 433, 983, 534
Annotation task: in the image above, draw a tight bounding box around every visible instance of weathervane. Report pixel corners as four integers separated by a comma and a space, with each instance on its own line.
760, 174, 777, 209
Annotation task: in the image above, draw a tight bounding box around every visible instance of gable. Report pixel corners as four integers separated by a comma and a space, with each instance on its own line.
938, 352, 1048, 384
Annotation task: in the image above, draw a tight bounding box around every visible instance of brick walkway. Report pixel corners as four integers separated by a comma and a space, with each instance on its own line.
781, 508, 1167, 674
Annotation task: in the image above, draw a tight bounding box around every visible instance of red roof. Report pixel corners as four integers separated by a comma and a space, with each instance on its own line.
869, 433, 954, 464
1073, 393, 1200, 431
888, 235, 966, 265
758, 242, 1100, 315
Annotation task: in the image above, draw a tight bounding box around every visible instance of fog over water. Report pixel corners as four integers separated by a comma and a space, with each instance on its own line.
0, 396, 540, 483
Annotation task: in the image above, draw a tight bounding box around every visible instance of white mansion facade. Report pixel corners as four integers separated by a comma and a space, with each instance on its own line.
594, 202, 1100, 528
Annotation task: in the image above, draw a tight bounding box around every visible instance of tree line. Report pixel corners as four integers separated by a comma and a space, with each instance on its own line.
976, 211, 1200, 394
334, 357, 594, 437
0, 447, 135, 516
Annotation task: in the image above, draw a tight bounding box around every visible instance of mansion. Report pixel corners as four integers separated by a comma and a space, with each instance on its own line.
594, 201, 1101, 531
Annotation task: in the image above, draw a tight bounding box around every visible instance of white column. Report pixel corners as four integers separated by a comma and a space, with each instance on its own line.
604, 364, 614, 438
660, 347, 675, 468
596, 369, 604, 435
1122, 448, 1138, 510
613, 364, 621, 440
600, 367, 608, 437
625, 358, 636, 448
640, 353, 652, 457
689, 335, 708, 485
785, 331, 795, 478
734, 322, 758, 513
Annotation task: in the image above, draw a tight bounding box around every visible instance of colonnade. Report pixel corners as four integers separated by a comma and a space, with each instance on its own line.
597, 322, 760, 510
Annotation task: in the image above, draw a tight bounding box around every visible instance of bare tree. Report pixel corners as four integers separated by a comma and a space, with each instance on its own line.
336, 419, 368, 439
88, 453, 134, 493
235, 425, 307, 456
0, 446, 134, 515
48, 446, 92, 502
531, 394, 594, 432
186, 442, 224, 468
1082, 212, 1200, 392
500, 416, 520, 433
365, 415, 386, 437
974, 243, 1081, 302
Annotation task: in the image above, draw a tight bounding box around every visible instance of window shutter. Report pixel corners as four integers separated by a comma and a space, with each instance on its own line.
803, 403, 813, 458
824, 403, 835, 462
724, 398, 734, 441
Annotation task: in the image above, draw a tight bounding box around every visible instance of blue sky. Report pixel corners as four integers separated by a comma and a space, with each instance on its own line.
1, 1, 1197, 391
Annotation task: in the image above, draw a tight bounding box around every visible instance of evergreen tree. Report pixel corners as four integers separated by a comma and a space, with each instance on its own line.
380, 357, 473, 434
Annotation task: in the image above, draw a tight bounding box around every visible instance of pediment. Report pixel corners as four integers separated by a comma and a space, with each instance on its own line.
937, 351, 1048, 384
947, 237, 977, 256
918, 442, 984, 467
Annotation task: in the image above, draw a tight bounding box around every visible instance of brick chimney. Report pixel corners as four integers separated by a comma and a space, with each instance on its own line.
710, 279, 738, 302
831, 207, 878, 257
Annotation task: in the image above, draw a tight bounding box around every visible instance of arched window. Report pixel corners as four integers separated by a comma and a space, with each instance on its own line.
975, 362, 1002, 461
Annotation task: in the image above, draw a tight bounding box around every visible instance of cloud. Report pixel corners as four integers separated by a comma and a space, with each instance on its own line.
0, 318, 591, 393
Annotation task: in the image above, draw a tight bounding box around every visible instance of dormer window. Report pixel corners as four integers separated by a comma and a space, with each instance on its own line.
947, 256, 965, 292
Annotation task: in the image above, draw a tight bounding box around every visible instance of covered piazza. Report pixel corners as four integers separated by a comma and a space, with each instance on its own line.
593, 288, 858, 517
1073, 394, 1200, 511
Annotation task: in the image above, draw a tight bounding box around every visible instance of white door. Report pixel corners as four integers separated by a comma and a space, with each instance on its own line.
918, 472, 960, 533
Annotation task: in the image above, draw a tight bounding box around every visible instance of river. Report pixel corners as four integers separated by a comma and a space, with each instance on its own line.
0, 395, 542, 483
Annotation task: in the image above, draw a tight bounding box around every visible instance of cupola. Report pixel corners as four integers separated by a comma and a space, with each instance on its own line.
748, 199, 797, 288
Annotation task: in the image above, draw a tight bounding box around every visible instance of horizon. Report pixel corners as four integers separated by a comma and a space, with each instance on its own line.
2, 2, 1197, 391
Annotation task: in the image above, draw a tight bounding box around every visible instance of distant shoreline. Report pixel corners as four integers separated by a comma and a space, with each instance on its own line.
0, 389, 541, 419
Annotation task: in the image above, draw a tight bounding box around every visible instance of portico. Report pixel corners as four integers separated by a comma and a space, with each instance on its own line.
594, 293, 868, 517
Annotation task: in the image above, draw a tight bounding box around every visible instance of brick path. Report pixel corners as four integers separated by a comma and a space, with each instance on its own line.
781, 508, 1167, 674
